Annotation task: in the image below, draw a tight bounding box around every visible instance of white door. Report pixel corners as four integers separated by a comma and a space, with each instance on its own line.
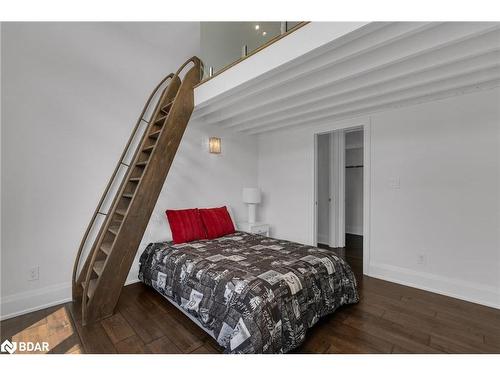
316, 133, 331, 245
329, 130, 346, 248
315, 130, 345, 248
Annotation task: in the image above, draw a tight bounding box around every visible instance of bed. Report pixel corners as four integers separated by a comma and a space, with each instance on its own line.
138, 231, 359, 353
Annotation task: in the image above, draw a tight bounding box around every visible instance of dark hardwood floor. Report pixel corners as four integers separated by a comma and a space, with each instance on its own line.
2, 234, 499, 354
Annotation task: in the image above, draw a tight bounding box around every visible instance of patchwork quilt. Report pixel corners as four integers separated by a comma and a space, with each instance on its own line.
138, 231, 359, 353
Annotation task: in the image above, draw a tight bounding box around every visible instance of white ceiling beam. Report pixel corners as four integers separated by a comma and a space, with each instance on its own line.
229, 52, 500, 131
244, 67, 500, 133
199, 23, 499, 125
193, 22, 427, 119
193, 22, 371, 112
246, 80, 500, 135
216, 32, 500, 129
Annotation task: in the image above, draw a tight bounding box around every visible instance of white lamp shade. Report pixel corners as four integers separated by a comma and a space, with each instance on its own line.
242, 187, 261, 204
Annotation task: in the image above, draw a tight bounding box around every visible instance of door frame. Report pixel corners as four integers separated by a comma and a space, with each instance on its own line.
313, 119, 371, 275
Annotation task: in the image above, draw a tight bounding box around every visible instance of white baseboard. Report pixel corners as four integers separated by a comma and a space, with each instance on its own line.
317, 233, 329, 245
4, 261, 497, 320
0, 282, 72, 321
346, 225, 363, 236
369, 262, 500, 309
1, 270, 141, 321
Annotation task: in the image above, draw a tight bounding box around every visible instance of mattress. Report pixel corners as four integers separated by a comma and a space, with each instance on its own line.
138, 231, 359, 353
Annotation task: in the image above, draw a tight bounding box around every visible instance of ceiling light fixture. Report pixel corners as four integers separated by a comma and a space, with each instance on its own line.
262, 31, 267, 36
255, 24, 260, 30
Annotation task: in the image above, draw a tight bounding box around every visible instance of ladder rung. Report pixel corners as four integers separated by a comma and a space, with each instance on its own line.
100, 242, 112, 255
129, 177, 141, 182
108, 225, 119, 236
122, 193, 133, 199
136, 160, 148, 167
81, 279, 97, 299
115, 208, 127, 217
143, 145, 155, 152
161, 101, 174, 113
154, 115, 167, 124
148, 130, 161, 138
93, 260, 105, 276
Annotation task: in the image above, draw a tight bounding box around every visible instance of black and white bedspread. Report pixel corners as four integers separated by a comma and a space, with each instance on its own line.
138, 231, 359, 353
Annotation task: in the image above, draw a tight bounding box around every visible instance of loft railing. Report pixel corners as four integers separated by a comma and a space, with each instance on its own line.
198, 21, 307, 85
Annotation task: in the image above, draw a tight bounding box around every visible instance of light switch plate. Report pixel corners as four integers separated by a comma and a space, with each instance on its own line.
28, 266, 39, 281
417, 254, 427, 265
389, 177, 400, 189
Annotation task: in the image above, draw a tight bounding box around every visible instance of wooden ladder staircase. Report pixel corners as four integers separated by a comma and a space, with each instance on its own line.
72, 57, 202, 325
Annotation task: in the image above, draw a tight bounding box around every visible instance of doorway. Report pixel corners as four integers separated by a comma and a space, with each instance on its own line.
315, 127, 365, 274
344, 129, 364, 274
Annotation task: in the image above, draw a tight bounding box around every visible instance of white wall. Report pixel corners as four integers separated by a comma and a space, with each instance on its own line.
138, 119, 258, 259
0, 22, 259, 319
258, 88, 500, 308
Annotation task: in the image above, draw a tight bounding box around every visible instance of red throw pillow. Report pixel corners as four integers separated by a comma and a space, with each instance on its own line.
199, 206, 236, 239
165, 208, 207, 244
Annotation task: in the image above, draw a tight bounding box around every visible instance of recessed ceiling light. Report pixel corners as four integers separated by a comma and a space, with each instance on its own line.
262, 31, 267, 36
255, 24, 260, 30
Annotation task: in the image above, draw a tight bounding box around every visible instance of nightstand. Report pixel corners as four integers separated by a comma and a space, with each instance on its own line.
237, 222, 270, 236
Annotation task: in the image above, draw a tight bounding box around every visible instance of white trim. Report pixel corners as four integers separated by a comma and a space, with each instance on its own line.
312, 134, 319, 246
0, 282, 72, 321
369, 262, 500, 309
317, 233, 329, 245
328, 132, 334, 246
363, 119, 372, 275
339, 132, 346, 247
1, 274, 140, 321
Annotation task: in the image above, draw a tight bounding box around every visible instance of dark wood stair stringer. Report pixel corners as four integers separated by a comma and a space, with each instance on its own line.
72, 57, 202, 325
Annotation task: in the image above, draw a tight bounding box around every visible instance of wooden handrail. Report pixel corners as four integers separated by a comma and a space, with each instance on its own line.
174, 56, 203, 78
71, 73, 174, 295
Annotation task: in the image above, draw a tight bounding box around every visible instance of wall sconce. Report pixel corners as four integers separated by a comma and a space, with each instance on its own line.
209, 137, 221, 154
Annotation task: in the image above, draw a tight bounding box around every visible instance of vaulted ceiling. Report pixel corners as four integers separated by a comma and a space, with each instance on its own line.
192, 22, 500, 134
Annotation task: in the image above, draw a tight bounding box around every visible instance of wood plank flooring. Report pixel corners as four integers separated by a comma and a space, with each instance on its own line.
2, 234, 499, 354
